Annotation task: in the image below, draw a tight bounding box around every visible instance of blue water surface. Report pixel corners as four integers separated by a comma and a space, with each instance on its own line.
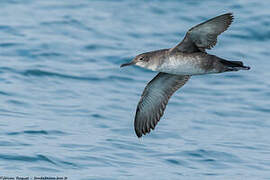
0, 0, 270, 179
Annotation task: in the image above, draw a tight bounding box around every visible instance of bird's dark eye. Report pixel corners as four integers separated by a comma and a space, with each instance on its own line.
139, 56, 149, 62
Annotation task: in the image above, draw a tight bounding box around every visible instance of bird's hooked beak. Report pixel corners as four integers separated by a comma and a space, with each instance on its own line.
120, 60, 135, 68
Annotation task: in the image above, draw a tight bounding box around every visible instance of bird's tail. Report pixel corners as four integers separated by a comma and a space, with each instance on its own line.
220, 59, 250, 71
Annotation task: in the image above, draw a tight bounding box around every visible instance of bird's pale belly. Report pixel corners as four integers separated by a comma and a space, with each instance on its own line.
157, 57, 208, 75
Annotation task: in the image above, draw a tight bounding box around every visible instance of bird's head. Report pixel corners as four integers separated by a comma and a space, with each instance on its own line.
120, 53, 151, 68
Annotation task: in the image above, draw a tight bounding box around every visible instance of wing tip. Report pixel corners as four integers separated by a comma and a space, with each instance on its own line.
134, 111, 158, 138
220, 12, 234, 25
134, 122, 152, 138
224, 12, 234, 26
227, 12, 234, 23
135, 130, 142, 138
134, 118, 154, 138
221, 12, 233, 18
225, 12, 233, 16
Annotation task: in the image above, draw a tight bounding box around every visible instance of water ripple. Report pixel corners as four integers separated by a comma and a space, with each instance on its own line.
6, 130, 67, 136
23, 69, 100, 81
0, 154, 56, 165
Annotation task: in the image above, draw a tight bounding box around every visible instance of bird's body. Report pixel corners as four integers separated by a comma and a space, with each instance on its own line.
120, 13, 250, 138
136, 50, 236, 75
156, 51, 208, 75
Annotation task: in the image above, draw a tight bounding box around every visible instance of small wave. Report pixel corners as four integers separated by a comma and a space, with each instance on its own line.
23, 69, 100, 81
0, 42, 21, 47
183, 149, 242, 163
6, 130, 67, 136
22, 69, 134, 83
0, 91, 12, 96
35, 52, 63, 57
165, 159, 187, 166
0, 154, 56, 165
0, 140, 31, 147
84, 44, 122, 51
0, 25, 24, 36
29, 167, 60, 173
40, 16, 92, 32
7, 99, 29, 106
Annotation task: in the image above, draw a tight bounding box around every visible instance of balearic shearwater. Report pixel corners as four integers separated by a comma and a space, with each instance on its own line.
120, 13, 250, 138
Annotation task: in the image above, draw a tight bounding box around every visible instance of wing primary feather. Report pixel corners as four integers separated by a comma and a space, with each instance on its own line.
134, 73, 190, 137
170, 13, 234, 53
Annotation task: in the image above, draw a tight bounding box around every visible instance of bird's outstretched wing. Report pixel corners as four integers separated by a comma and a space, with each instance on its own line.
134, 73, 190, 137
171, 13, 234, 53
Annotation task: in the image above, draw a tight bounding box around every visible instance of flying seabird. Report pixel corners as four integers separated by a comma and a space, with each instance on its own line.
120, 13, 250, 138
